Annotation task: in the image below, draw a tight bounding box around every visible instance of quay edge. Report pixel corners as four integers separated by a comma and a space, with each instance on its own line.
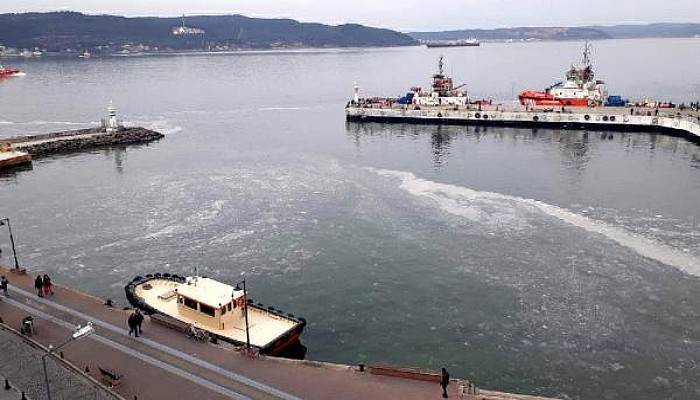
345, 106, 700, 144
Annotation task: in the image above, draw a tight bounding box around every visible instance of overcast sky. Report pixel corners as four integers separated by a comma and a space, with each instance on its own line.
2, 0, 700, 32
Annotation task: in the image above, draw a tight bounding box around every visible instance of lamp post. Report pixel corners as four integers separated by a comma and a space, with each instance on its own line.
42, 322, 95, 400
234, 280, 251, 349
0, 218, 19, 270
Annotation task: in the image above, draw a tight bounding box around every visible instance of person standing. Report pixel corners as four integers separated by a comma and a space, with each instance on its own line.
127, 311, 139, 337
42, 274, 54, 296
134, 309, 144, 336
34, 275, 44, 297
440, 367, 450, 398
0, 276, 8, 297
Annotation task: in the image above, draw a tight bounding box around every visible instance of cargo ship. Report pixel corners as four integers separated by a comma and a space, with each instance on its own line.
0, 64, 21, 78
518, 42, 607, 107
425, 39, 480, 48
125, 273, 306, 357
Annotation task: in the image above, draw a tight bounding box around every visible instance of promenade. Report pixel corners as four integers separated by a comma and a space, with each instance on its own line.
0, 266, 556, 400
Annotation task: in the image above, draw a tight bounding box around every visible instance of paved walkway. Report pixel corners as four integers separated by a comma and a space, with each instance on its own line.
0, 266, 555, 400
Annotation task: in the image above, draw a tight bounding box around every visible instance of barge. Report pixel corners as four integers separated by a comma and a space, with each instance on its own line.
346, 55, 700, 142
125, 273, 306, 357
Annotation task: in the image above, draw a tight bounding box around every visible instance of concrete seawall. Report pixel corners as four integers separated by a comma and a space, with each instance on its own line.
1, 127, 165, 158
346, 106, 700, 143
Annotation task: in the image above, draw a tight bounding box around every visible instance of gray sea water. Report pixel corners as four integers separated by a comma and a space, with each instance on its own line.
1, 38, 700, 399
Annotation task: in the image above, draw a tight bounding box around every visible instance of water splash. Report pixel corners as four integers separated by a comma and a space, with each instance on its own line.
375, 169, 700, 277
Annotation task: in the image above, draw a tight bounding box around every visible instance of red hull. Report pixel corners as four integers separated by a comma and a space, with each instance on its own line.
519, 90, 590, 107
0, 68, 21, 78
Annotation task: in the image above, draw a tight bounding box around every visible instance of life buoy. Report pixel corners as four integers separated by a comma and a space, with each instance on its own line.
236, 296, 246, 309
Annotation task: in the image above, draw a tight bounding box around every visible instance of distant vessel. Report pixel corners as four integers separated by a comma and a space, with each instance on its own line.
0, 64, 21, 78
425, 39, 480, 48
78, 50, 92, 59
126, 273, 306, 356
519, 42, 607, 107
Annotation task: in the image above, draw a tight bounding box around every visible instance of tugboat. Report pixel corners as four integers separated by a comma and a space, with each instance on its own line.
518, 42, 608, 107
125, 273, 306, 357
0, 64, 21, 78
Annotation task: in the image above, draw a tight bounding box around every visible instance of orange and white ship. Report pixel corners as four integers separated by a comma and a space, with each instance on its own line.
0, 64, 21, 78
519, 42, 607, 107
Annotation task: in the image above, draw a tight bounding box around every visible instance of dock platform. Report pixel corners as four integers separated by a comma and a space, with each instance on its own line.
346, 104, 700, 143
0, 266, 557, 400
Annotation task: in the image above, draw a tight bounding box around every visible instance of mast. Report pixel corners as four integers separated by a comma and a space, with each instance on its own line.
581, 41, 592, 66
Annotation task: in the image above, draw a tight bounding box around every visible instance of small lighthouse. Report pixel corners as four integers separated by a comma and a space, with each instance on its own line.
353, 82, 360, 104
104, 101, 121, 133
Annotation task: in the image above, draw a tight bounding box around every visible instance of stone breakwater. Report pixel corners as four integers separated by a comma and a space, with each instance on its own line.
2, 127, 164, 157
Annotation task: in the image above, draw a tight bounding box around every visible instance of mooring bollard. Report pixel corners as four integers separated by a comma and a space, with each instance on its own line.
359, 363, 365, 372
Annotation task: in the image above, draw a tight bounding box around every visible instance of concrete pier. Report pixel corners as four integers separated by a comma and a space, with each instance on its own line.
0, 266, 558, 400
346, 104, 700, 143
0, 127, 164, 160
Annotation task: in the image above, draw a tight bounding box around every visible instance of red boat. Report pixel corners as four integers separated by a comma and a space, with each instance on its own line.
0, 65, 21, 78
519, 42, 607, 108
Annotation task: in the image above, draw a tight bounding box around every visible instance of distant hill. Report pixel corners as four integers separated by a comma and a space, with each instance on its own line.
0, 12, 417, 53
409, 23, 700, 42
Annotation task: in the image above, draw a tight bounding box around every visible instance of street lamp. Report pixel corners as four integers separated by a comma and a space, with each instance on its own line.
0, 218, 20, 270
234, 280, 251, 349
42, 322, 95, 400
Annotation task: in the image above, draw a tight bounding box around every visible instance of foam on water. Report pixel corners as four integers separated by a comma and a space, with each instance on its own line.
375, 169, 700, 277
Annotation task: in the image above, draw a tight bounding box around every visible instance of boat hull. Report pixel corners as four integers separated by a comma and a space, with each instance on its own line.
519, 91, 591, 107
125, 273, 307, 358
0, 69, 21, 78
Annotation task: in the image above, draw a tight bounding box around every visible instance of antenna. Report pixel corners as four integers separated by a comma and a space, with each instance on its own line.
438, 55, 444, 76
582, 41, 592, 66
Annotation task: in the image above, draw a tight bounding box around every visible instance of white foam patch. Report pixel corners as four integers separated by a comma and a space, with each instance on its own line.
375, 169, 700, 277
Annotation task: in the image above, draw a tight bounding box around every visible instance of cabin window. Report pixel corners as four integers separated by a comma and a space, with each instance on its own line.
200, 303, 216, 317
183, 297, 198, 310
221, 305, 227, 315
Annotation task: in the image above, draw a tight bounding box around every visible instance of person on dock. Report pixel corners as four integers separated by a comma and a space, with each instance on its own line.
42, 274, 54, 296
440, 367, 450, 398
1, 276, 8, 297
34, 275, 44, 297
134, 309, 144, 336
127, 311, 139, 337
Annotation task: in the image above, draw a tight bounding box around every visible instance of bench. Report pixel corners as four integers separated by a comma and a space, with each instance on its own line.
98, 366, 122, 387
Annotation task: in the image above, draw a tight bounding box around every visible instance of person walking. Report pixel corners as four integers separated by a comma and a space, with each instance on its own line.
440, 367, 450, 398
34, 275, 44, 297
134, 309, 144, 336
42, 274, 54, 296
1, 276, 8, 297
127, 311, 139, 337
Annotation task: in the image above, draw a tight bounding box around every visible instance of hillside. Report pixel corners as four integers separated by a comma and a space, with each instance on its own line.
0, 12, 417, 53
409, 23, 700, 42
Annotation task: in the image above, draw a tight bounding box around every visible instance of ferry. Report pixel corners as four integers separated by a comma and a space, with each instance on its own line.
518, 42, 607, 107
382, 55, 469, 107
0, 64, 21, 78
125, 273, 306, 357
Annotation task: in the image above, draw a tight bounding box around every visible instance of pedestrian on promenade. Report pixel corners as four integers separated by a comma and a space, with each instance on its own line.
34, 275, 44, 297
1, 276, 8, 297
127, 311, 139, 337
42, 274, 54, 296
440, 367, 450, 398
134, 309, 144, 336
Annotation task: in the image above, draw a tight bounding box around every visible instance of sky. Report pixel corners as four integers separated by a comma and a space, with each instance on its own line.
2, 0, 700, 32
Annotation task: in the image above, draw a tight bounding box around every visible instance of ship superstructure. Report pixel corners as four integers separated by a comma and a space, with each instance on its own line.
519, 42, 608, 107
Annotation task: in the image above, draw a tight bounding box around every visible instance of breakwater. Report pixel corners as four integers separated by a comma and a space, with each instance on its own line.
346, 105, 700, 143
1, 127, 164, 158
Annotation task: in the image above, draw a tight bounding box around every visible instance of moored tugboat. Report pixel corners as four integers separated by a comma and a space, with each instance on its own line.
519, 42, 608, 107
125, 273, 306, 357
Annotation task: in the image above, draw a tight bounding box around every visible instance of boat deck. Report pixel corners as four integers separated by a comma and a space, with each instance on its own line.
134, 279, 297, 348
